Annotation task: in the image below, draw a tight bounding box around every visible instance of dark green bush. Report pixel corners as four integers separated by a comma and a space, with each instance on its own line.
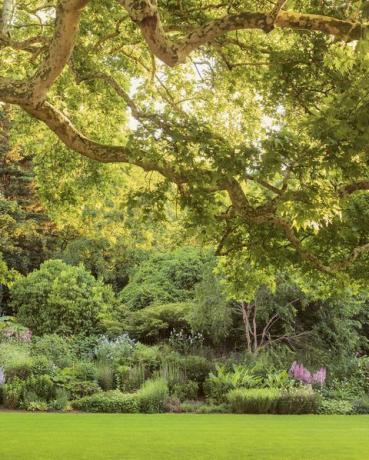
131, 344, 161, 371
352, 396, 369, 414
136, 378, 169, 413
48, 389, 69, 411
119, 248, 211, 310
0, 384, 4, 405
73, 361, 98, 382
31, 334, 74, 368
181, 355, 213, 384
172, 380, 199, 402
22, 374, 56, 402
125, 303, 192, 342
73, 391, 138, 413
64, 381, 101, 399
4, 361, 32, 381
10, 260, 114, 336
30, 356, 55, 377
203, 379, 232, 403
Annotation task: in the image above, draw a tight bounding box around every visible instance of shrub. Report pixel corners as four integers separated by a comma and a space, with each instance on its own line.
165, 396, 182, 413
3, 361, 32, 382
22, 374, 56, 402
204, 364, 262, 403
0, 383, 4, 405
322, 378, 364, 401
3, 379, 23, 409
169, 329, 204, 354
71, 334, 100, 361
96, 362, 115, 390
131, 344, 161, 371
10, 260, 114, 336
119, 248, 211, 310
319, 399, 353, 415
276, 387, 320, 414
124, 365, 147, 391
26, 401, 48, 412
48, 389, 69, 411
31, 334, 74, 368
94, 334, 135, 364
64, 381, 101, 400
125, 303, 192, 342
227, 386, 320, 414
227, 388, 281, 414
352, 396, 369, 414
72, 391, 138, 413
136, 378, 169, 413
30, 356, 56, 377
172, 381, 199, 402
179, 401, 229, 414
181, 355, 213, 384
0, 342, 32, 381
73, 361, 98, 382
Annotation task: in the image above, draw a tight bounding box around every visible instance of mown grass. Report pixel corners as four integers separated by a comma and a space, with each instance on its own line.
0, 413, 368, 459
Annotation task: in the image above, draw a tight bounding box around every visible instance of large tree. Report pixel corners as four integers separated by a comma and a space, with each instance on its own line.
2, 0, 369, 283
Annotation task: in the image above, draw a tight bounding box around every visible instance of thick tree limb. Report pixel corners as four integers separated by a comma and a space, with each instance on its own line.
0, 0, 89, 105
0, 0, 14, 35
21, 100, 185, 185
120, 1, 367, 66
29, 0, 90, 104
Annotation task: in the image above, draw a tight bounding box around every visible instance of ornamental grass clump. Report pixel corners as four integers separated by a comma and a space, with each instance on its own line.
277, 386, 320, 414
227, 388, 281, 414
136, 378, 169, 413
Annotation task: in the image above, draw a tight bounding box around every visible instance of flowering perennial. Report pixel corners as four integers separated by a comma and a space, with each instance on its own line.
289, 361, 326, 386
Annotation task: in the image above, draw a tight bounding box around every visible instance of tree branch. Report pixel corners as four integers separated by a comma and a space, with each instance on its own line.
21, 100, 184, 185
339, 180, 369, 197
29, 0, 90, 104
119, 1, 367, 66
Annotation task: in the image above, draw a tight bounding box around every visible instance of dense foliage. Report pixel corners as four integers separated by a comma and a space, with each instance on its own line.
2, 0, 369, 416
10, 260, 114, 335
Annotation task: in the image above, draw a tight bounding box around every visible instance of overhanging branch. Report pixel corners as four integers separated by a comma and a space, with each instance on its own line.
120, 1, 367, 66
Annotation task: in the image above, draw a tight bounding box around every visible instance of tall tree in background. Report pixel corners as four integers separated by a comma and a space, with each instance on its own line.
0, 104, 57, 274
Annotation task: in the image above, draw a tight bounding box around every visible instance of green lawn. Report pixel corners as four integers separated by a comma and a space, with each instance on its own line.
0, 413, 368, 460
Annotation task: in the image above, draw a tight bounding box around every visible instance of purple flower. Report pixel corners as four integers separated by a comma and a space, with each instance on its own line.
289, 362, 326, 387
